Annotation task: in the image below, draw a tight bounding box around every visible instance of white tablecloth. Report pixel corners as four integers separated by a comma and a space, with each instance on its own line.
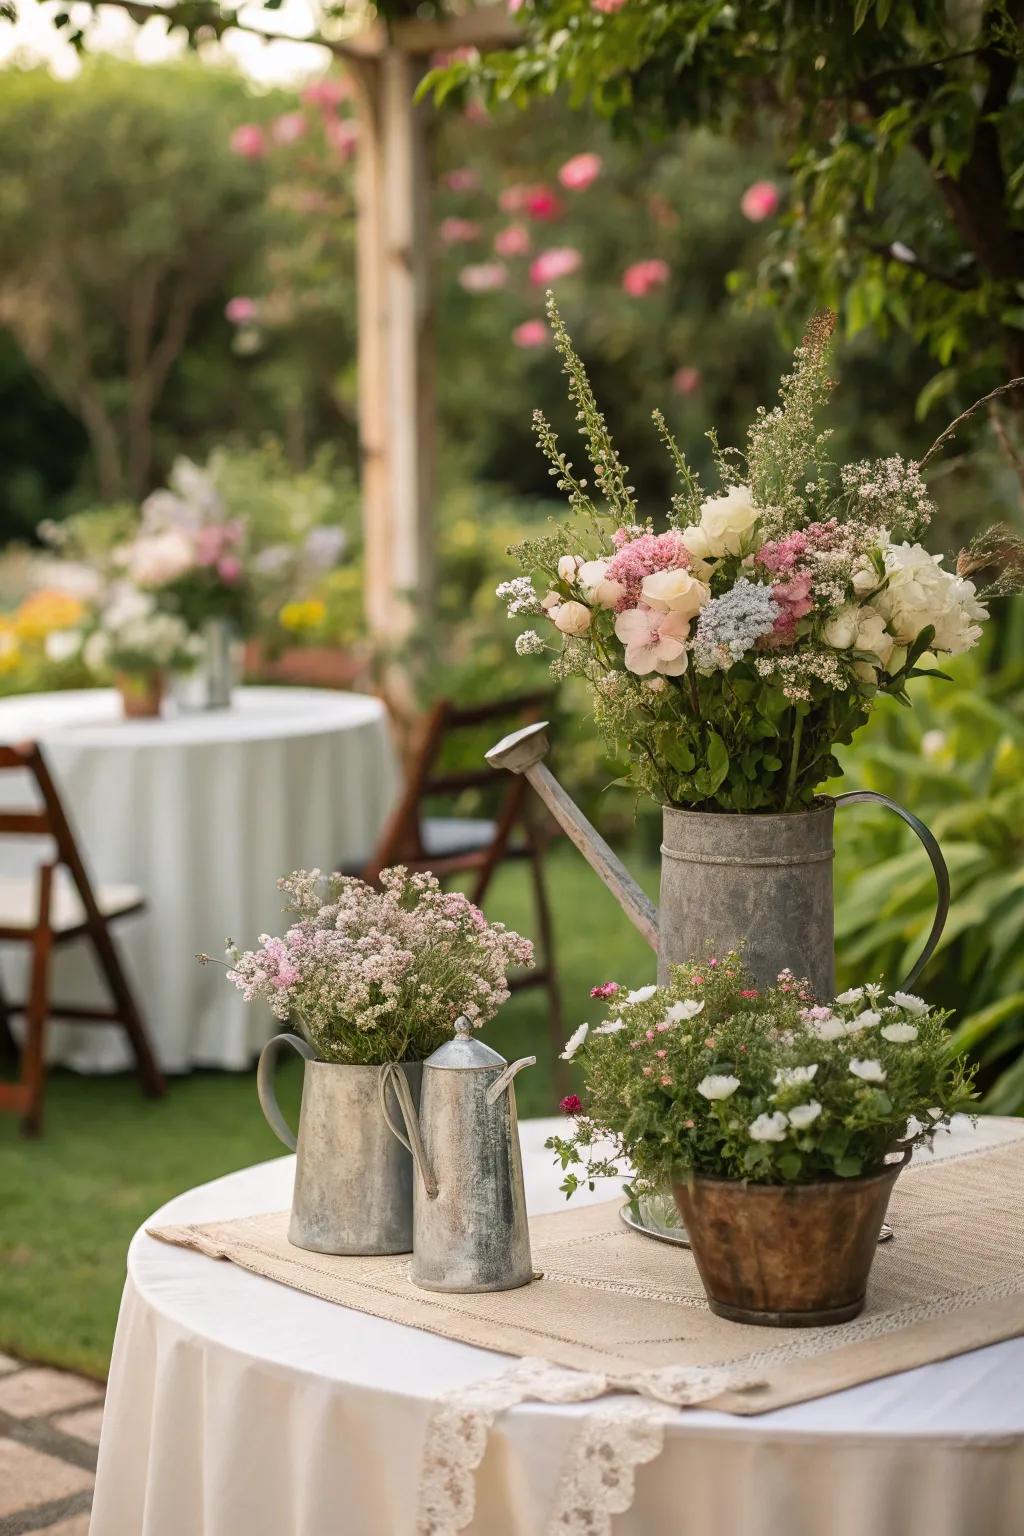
91, 1116, 1024, 1536
0, 687, 398, 1071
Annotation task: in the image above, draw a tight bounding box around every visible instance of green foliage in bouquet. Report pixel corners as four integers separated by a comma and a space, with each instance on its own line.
500, 299, 1021, 813
833, 635, 1024, 1114
548, 956, 975, 1193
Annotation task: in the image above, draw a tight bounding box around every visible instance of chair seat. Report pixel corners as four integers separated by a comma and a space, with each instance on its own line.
0, 870, 144, 934
420, 817, 500, 858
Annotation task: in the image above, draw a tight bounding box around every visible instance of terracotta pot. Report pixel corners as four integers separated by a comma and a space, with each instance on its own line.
673, 1152, 909, 1327
115, 670, 165, 719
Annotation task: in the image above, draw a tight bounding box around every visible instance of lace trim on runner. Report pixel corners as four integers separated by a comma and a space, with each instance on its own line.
416, 1359, 759, 1536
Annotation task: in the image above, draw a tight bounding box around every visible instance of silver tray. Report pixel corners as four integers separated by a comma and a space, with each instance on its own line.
620, 1193, 893, 1247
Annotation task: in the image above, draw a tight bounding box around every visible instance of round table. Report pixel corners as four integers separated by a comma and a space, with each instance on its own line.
0, 687, 398, 1072
91, 1116, 1024, 1536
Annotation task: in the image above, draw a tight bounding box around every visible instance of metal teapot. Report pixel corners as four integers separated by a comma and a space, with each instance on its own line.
380, 1019, 535, 1294
486, 720, 950, 1002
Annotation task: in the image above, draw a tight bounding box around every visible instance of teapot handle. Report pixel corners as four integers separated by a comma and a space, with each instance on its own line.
257, 1032, 316, 1152
378, 1063, 438, 1199
486, 1056, 536, 1105
834, 790, 950, 994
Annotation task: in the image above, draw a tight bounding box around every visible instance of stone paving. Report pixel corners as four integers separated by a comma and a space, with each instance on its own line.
0, 1352, 102, 1536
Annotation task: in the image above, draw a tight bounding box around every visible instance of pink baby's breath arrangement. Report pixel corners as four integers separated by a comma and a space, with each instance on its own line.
223, 866, 534, 1064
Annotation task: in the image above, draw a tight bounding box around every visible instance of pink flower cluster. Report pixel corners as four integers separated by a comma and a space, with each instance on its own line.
226, 867, 534, 1064
590, 981, 620, 998
622, 259, 670, 297
604, 529, 691, 610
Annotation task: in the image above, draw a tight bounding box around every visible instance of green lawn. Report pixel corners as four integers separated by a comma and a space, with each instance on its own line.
0, 843, 658, 1379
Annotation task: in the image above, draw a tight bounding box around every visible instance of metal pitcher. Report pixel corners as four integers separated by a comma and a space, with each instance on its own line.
379, 1019, 535, 1293
486, 721, 950, 1002
257, 1033, 421, 1256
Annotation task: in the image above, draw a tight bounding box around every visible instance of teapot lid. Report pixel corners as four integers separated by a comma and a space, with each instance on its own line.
426, 1016, 506, 1071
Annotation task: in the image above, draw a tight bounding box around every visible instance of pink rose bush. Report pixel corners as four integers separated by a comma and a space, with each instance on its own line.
740, 180, 780, 222
221, 867, 534, 1064
529, 246, 582, 285
622, 258, 670, 296
558, 153, 602, 191
498, 299, 1017, 813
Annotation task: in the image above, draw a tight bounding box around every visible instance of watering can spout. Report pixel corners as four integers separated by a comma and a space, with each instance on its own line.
486, 721, 659, 952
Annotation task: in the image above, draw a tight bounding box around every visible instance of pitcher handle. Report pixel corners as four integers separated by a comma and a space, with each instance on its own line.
834, 790, 950, 994
378, 1063, 439, 1199
257, 1032, 316, 1152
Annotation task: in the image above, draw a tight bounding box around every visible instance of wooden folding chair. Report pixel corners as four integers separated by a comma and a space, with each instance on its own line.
350, 693, 568, 1090
0, 742, 165, 1135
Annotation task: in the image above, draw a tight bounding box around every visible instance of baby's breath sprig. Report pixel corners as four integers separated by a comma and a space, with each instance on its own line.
651, 408, 703, 526
532, 408, 597, 522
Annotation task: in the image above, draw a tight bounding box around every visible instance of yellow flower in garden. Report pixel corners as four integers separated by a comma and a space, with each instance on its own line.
0, 622, 21, 675
279, 599, 327, 634
14, 589, 86, 640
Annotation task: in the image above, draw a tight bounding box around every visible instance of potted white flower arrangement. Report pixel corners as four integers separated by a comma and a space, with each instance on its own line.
61, 585, 201, 718
549, 956, 975, 1326
210, 867, 534, 1256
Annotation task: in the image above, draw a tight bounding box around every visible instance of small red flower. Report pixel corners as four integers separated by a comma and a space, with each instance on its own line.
740, 989, 760, 999
559, 1094, 582, 1115
691, 975, 705, 985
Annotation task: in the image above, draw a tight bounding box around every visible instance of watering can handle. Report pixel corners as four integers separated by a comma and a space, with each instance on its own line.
834, 790, 950, 994
257, 1032, 317, 1152
378, 1064, 439, 1199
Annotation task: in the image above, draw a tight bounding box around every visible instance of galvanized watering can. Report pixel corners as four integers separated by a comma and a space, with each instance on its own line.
258, 1034, 421, 1256
380, 1018, 535, 1293
486, 721, 950, 1002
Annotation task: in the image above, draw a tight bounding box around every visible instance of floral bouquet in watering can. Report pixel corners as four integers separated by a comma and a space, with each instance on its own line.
549, 956, 975, 1327
489, 299, 1024, 999
210, 867, 533, 1258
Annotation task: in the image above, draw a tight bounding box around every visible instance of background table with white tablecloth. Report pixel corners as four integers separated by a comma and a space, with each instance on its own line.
0, 686, 398, 1072
90, 1115, 1024, 1536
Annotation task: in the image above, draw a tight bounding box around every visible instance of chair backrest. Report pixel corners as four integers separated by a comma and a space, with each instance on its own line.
0, 741, 107, 922
361, 692, 553, 882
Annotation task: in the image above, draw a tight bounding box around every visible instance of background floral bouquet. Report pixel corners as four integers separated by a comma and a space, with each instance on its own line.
219, 866, 534, 1065
550, 956, 975, 1192
501, 300, 1022, 812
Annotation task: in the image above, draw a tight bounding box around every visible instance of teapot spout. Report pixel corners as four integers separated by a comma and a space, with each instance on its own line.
486, 722, 659, 953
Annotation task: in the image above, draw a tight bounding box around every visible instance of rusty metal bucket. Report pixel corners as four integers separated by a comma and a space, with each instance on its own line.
673, 1150, 909, 1327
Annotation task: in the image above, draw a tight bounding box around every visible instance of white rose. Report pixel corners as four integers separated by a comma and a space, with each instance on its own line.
890, 991, 930, 1016
125, 529, 195, 588
787, 1101, 822, 1129
540, 590, 561, 611
854, 606, 894, 666
698, 1074, 740, 1101
875, 543, 988, 655
578, 559, 626, 609
685, 484, 760, 559
822, 604, 859, 650
552, 601, 592, 636
881, 1022, 918, 1043
849, 1057, 886, 1083
749, 1110, 789, 1143
641, 568, 711, 619
624, 984, 658, 1006
851, 557, 880, 597
557, 554, 584, 582
559, 1023, 589, 1061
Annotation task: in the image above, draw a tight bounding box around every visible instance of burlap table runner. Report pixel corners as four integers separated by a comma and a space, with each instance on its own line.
151, 1128, 1024, 1416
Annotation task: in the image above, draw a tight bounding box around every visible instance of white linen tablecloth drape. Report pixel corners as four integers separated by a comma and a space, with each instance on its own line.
0, 687, 399, 1072
90, 1116, 1024, 1536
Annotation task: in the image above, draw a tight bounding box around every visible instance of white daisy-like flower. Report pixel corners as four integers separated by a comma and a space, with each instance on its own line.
808, 1016, 847, 1042
623, 985, 658, 1006
881, 1022, 918, 1043
890, 991, 931, 1016
749, 1111, 789, 1143
664, 998, 705, 1023
849, 1057, 887, 1084
846, 1009, 882, 1033
559, 1022, 589, 1061
787, 1101, 822, 1130
697, 1074, 740, 1101
593, 1017, 624, 1035
773, 1064, 819, 1089
835, 987, 864, 1005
